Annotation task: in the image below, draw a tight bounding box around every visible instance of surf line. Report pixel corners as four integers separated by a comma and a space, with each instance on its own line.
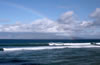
48, 42, 100, 46
3, 46, 67, 51
1, 42, 100, 51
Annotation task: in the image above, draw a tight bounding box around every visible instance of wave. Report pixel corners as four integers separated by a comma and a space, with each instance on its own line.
2, 43, 100, 51
48, 42, 100, 48
3, 46, 67, 51
0, 42, 100, 46
49, 42, 91, 46
3, 46, 100, 51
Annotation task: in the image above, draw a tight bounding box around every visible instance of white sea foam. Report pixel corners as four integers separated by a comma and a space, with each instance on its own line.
3, 43, 100, 51
67, 45, 100, 48
3, 45, 100, 51
96, 43, 100, 44
3, 46, 67, 51
49, 42, 90, 46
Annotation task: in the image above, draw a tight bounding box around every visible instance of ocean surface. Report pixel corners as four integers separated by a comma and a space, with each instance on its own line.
0, 39, 100, 65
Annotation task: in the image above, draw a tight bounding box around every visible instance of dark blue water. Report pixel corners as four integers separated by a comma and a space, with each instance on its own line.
0, 39, 100, 46
0, 39, 100, 65
1, 48, 100, 65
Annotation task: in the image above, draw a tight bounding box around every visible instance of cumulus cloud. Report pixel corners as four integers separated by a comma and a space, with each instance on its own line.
90, 8, 100, 26
0, 18, 64, 33
58, 11, 75, 24
58, 11, 85, 36
80, 21, 92, 27
90, 8, 100, 18
0, 8, 100, 39
57, 9, 100, 38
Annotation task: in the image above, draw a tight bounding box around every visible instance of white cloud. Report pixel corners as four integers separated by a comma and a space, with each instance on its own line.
31, 18, 61, 32
0, 18, 64, 33
57, 9, 100, 38
90, 8, 100, 25
90, 8, 100, 18
58, 11, 75, 24
0, 9, 100, 39
80, 21, 93, 27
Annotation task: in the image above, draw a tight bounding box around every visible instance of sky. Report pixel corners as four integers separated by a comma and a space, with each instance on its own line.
0, 0, 100, 39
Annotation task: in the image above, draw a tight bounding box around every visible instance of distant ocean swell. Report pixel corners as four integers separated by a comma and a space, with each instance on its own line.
0, 42, 96, 46
0, 39, 100, 46
0, 43, 49, 46
0, 42, 100, 46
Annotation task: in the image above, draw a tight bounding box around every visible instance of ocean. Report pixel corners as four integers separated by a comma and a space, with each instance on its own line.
0, 39, 100, 65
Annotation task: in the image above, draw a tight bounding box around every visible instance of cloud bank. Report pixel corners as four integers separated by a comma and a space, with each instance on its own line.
0, 8, 100, 39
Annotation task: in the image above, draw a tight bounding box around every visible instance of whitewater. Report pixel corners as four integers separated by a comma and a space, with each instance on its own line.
3, 43, 100, 51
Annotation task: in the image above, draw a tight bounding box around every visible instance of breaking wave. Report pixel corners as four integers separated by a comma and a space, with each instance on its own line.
3, 46, 67, 51
3, 42, 100, 51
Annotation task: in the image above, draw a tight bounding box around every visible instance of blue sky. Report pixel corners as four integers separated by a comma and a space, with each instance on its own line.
0, 0, 100, 39
0, 0, 100, 23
